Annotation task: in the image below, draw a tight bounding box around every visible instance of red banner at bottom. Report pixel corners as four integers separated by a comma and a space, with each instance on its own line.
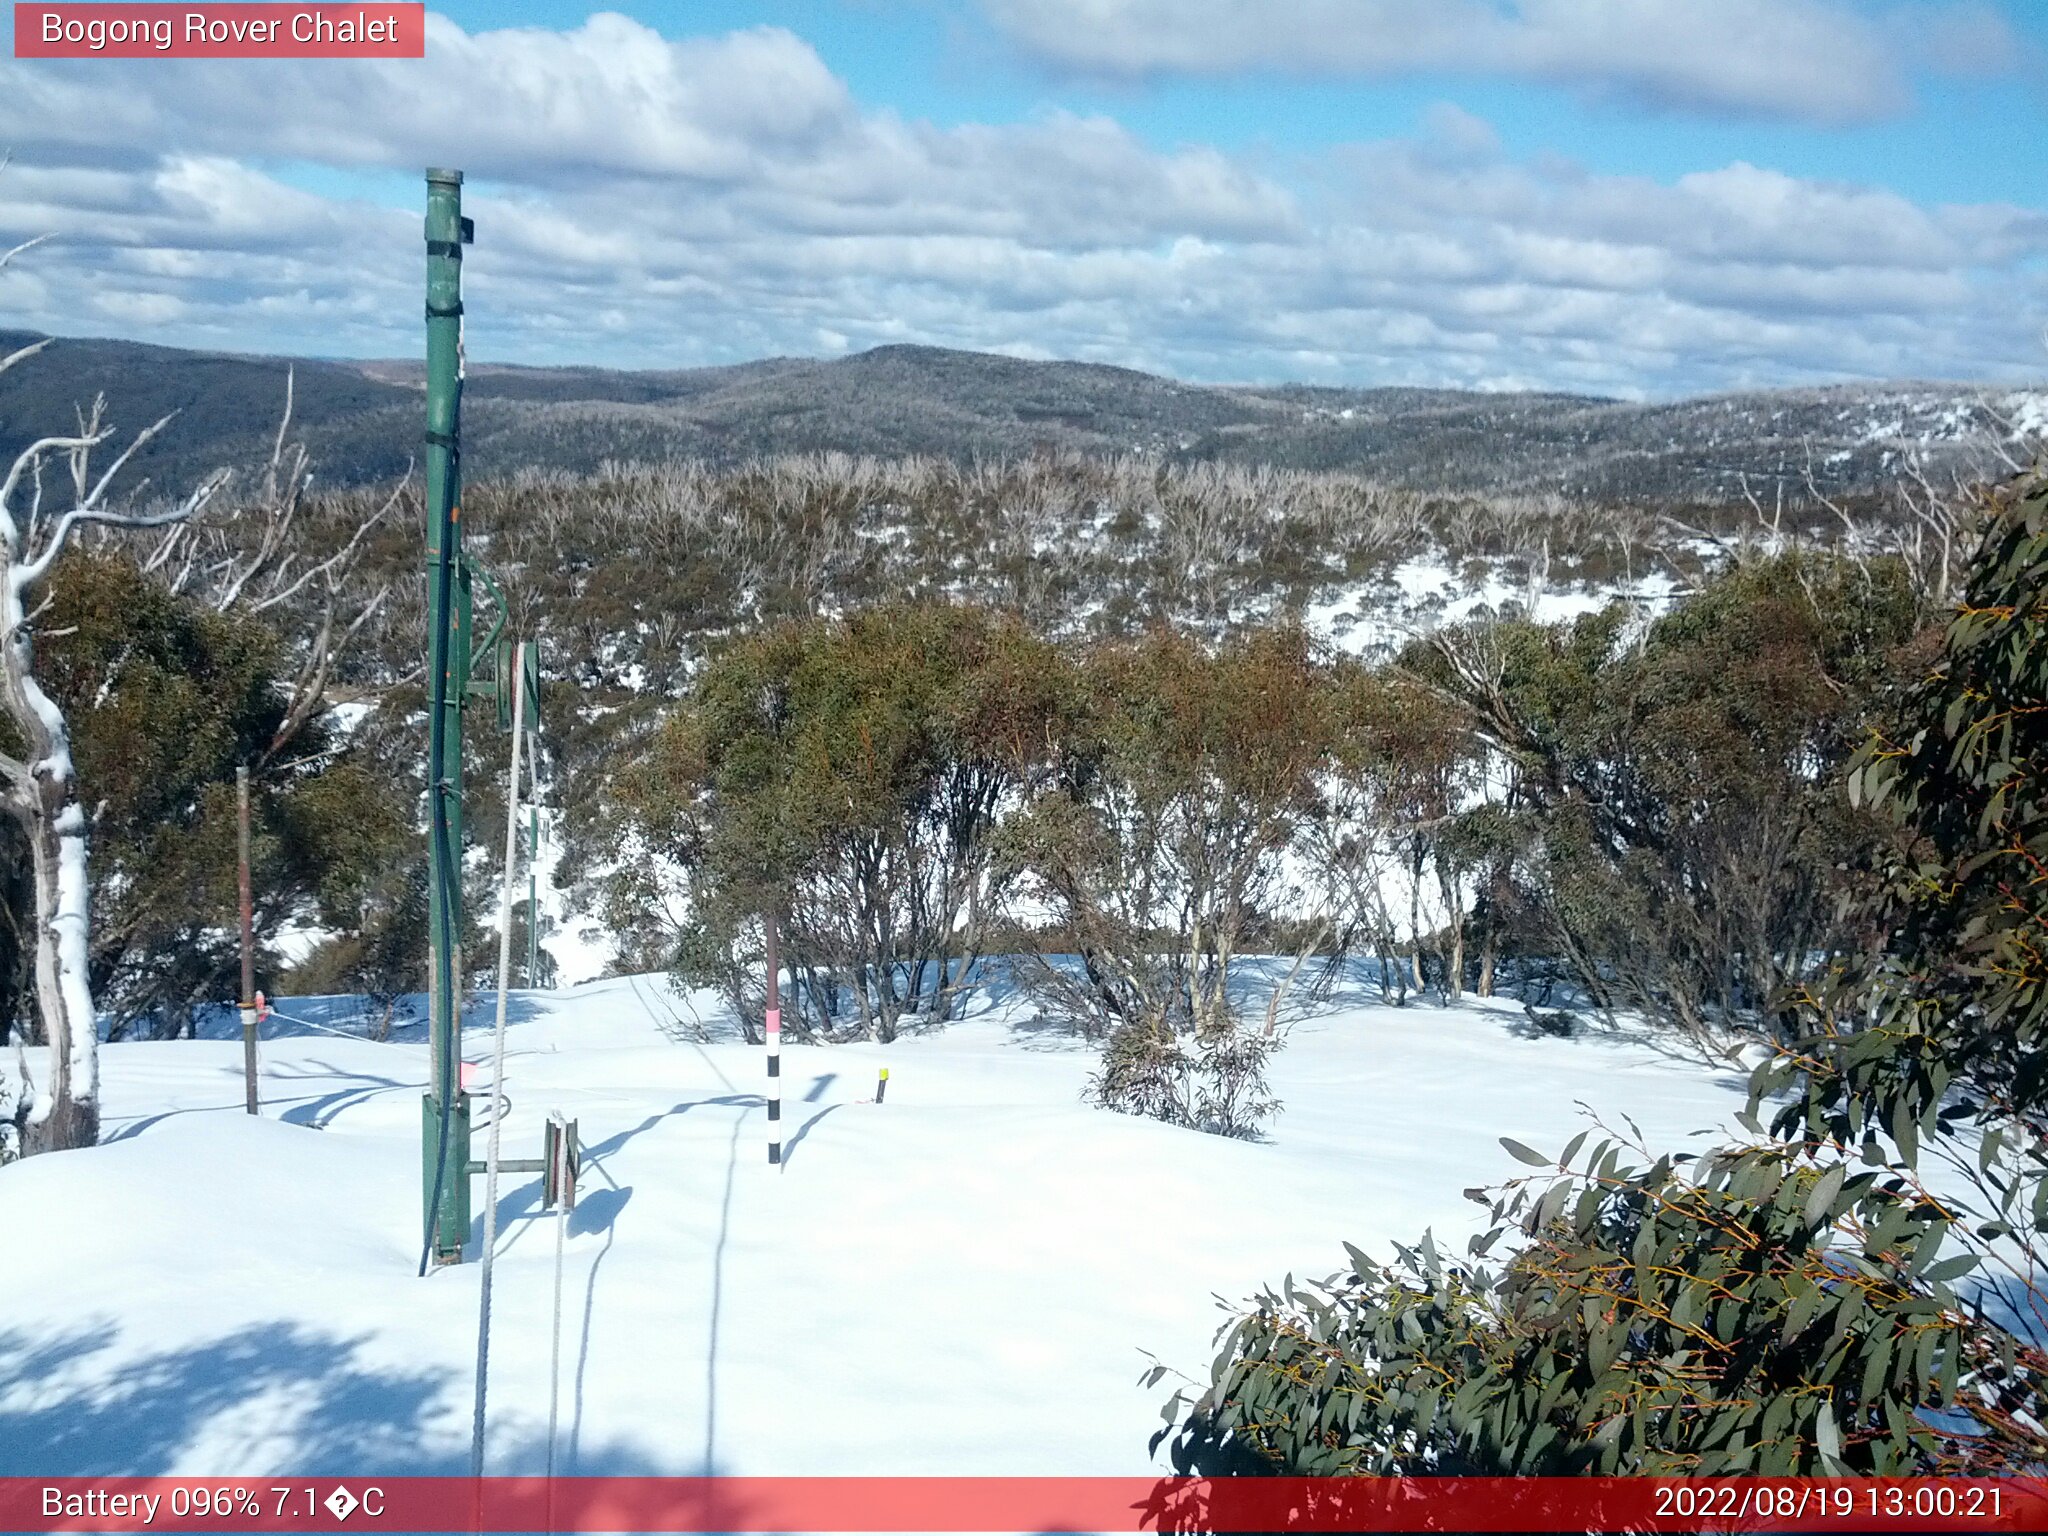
5, 1476, 2046, 1533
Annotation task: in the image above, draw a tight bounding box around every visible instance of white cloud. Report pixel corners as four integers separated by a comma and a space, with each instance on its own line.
91, 289, 186, 326
1, 17, 856, 182
0, 14, 2038, 398
977, 0, 2017, 124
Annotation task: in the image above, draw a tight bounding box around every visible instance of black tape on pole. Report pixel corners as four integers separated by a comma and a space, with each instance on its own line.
766, 1005, 782, 1166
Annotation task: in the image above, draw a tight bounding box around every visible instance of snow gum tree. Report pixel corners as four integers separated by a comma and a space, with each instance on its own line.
0, 551, 412, 1044
0, 344, 220, 1158
1310, 665, 1485, 1006
1005, 623, 1338, 1136
1415, 550, 1920, 1048
624, 602, 1067, 1043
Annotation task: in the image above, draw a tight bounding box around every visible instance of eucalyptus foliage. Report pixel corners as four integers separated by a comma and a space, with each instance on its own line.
1156, 1132, 1973, 1476
1758, 468, 2048, 1470
0, 553, 409, 1042
622, 603, 1065, 1042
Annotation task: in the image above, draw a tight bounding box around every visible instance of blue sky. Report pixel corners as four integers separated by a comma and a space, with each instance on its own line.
1, 1, 2043, 396
410, 0, 2045, 213
564, 0, 2044, 205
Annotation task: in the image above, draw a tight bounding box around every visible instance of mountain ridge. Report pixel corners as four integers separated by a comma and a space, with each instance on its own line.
0, 329, 2038, 505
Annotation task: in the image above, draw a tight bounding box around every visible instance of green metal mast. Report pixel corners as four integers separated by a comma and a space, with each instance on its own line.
421, 167, 473, 1267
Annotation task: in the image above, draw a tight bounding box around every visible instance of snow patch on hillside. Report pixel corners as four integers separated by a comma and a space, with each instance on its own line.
1304, 554, 1680, 656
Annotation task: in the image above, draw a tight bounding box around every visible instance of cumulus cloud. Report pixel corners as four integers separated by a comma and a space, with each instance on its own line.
1, 17, 855, 181
977, 0, 2018, 124
0, 12, 2039, 398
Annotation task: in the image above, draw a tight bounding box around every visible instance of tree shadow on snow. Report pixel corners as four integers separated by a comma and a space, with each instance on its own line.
186, 990, 552, 1044
0, 1320, 449, 1475
1003, 1009, 1098, 1052
581, 1093, 763, 1160
271, 1063, 416, 1130
101, 1062, 417, 1141
0, 1319, 730, 1482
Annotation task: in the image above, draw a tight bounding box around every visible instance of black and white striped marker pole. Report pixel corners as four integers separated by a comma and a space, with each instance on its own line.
765, 908, 782, 1168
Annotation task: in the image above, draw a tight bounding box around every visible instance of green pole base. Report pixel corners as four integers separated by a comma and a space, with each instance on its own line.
422, 1091, 472, 1264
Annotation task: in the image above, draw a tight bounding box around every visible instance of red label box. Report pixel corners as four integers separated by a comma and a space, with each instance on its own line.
4, 1476, 2048, 1533
14, 3, 425, 58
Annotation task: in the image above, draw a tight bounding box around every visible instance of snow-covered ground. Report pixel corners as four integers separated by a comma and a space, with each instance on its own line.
1302, 554, 1680, 659
0, 968, 1750, 1477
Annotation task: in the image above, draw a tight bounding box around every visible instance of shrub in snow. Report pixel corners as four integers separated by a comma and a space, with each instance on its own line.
1523, 1007, 1581, 1039
1089, 1010, 1279, 1141
0, 272, 394, 1149
1757, 465, 2048, 1473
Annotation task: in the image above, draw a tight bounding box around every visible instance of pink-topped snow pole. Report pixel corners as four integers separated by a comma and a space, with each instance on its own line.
765, 908, 782, 1168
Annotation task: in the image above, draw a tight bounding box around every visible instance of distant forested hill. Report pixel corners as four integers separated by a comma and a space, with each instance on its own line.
0, 330, 2037, 505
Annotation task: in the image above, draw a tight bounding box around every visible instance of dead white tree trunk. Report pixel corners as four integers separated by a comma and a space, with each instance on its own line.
0, 355, 221, 1157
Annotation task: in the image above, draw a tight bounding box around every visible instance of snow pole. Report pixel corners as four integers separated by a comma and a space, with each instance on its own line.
469, 639, 529, 1479
875, 1066, 888, 1105
236, 763, 258, 1116
765, 908, 781, 1168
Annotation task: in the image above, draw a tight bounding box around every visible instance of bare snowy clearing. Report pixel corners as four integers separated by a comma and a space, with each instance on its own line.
0, 966, 1750, 1476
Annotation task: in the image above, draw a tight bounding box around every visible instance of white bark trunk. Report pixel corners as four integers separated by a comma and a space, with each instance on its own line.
25, 787, 97, 1152
3, 603, 100, 1153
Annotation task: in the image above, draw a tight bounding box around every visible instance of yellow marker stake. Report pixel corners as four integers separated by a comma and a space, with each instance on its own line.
876, 1067, 889, 1106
